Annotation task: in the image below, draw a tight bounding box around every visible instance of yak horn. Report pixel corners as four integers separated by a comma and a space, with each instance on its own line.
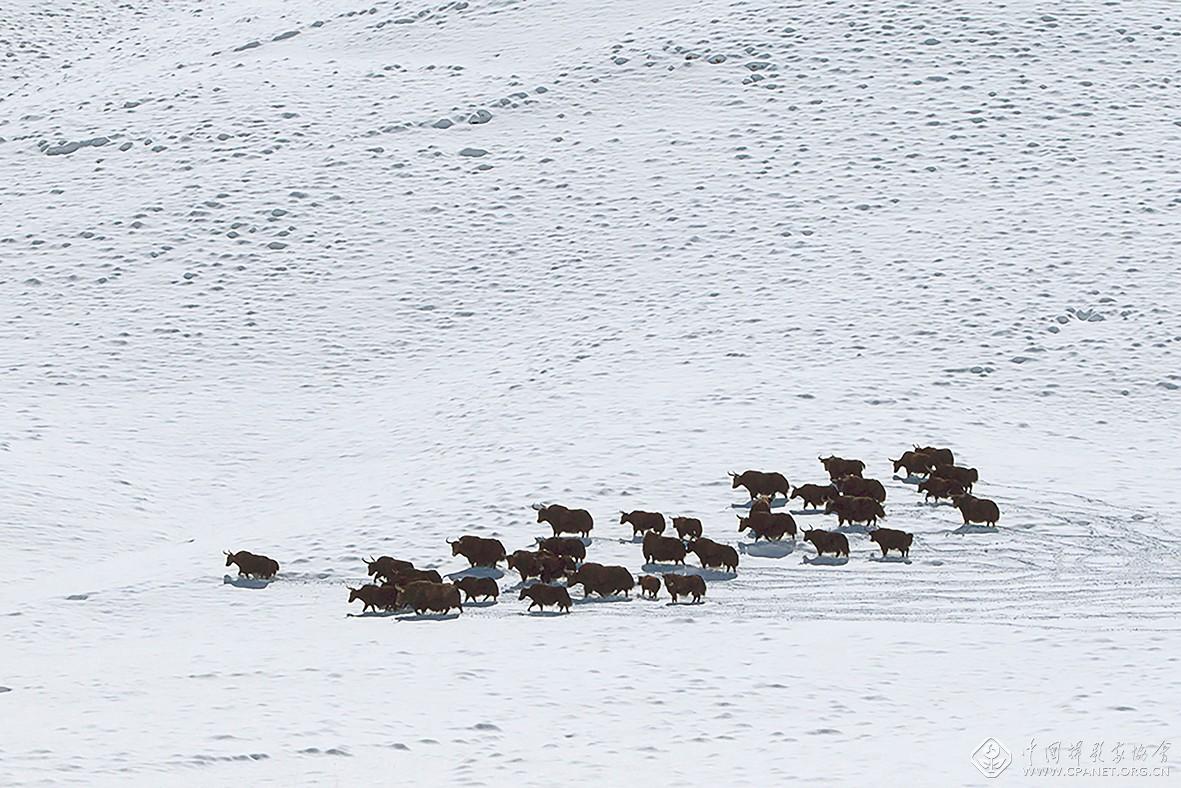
530, 502, 544, 510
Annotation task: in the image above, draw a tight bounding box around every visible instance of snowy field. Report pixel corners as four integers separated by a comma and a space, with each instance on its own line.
2, 0, 1180, 784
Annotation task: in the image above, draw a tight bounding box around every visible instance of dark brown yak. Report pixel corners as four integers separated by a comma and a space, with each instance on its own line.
932, 464, 979, 493
749, 495, 773, 515
638, 575, 661, 599
824, 495, 886, 527
951, 494, 1000, 526
642, 531, 687, 565
566, 563, 634, 598
728, 470, 791, 500
507, 550, 569, 584
915, 445, 955, 467
663, 573, 706, 604
736, 511, 797, 541
917, 476, 966, 503
537, 536, 586, 563
620, 510, 666, 537
366, 555, 414, 580
519, 584, 572, 613
533, 503, 594, 537
448, 535, 507, 568
396, 580, 463, 615
790, 483, 837, 509
671, 516, 703, 541
224, 550, 279, 579
891, 450, 935, 477
347, 584, 400, 613
868, 528, 913, 557
685, 537, 739, 572
835, 475, 887, 503
453, 576, 500, 602
803, 529, 850, 558
379, 567, 443, 587
819, 456, 865, 480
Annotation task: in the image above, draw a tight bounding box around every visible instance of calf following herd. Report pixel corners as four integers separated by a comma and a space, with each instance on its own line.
224, 444, 1003, 619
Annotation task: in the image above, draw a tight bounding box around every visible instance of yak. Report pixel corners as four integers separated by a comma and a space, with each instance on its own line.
819, 455, 865, 480
790, 483, 837, 509
803, 529, 850, 558
453, 576, 500, 603
519, 583, 572, 613
566, 563, 634, 598
737, 511, 797, 541
663, 574, 706, 604
396, 580, 463, 615
824, 495, 886, 527
537, 536, 586, 563
224, 550, 279, 579
642, 531, 687, 565
951, 494, 1000, 526
638, 575, 661, 599
932, 464, 979, 493
685, 537, 739, 572
915, 445, 955, 467
448, 535, 507, 568
507, 550, 570, 583
365, 555, 414, 579
533, 503, 594, 537
835, 475, 886, 503
378, 567, 442, 587
670, 516, 703, 541
891, 450, 935, 477
620, 510, 666, 537
347, 583, 399, 613
729, 470, 791, 500
868, 528, 913, 557
917, 476, 966, 503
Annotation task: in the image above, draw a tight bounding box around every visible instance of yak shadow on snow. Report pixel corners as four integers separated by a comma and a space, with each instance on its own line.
832, 523, 873, 535
518, 610, 570, 618
222, 575, 271, 589
461, 599, 498, 608
571, 594, 632, 605
790, 508, 826, 517
397, 612, 462, 622
739, 540, 796, 559
952, 524, 1000, 535
802, 555, 850, 567
445, 566, 505, 581
346, 610, 400, 619
645, 564, 736, 581
892, 474, 925, 485
868, 555, 914, 565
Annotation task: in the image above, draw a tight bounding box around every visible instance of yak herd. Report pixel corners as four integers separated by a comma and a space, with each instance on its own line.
223, 445, 1001, 617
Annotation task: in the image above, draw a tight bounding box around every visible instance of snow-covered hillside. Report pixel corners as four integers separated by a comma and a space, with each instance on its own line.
2, 0, 1179, 784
